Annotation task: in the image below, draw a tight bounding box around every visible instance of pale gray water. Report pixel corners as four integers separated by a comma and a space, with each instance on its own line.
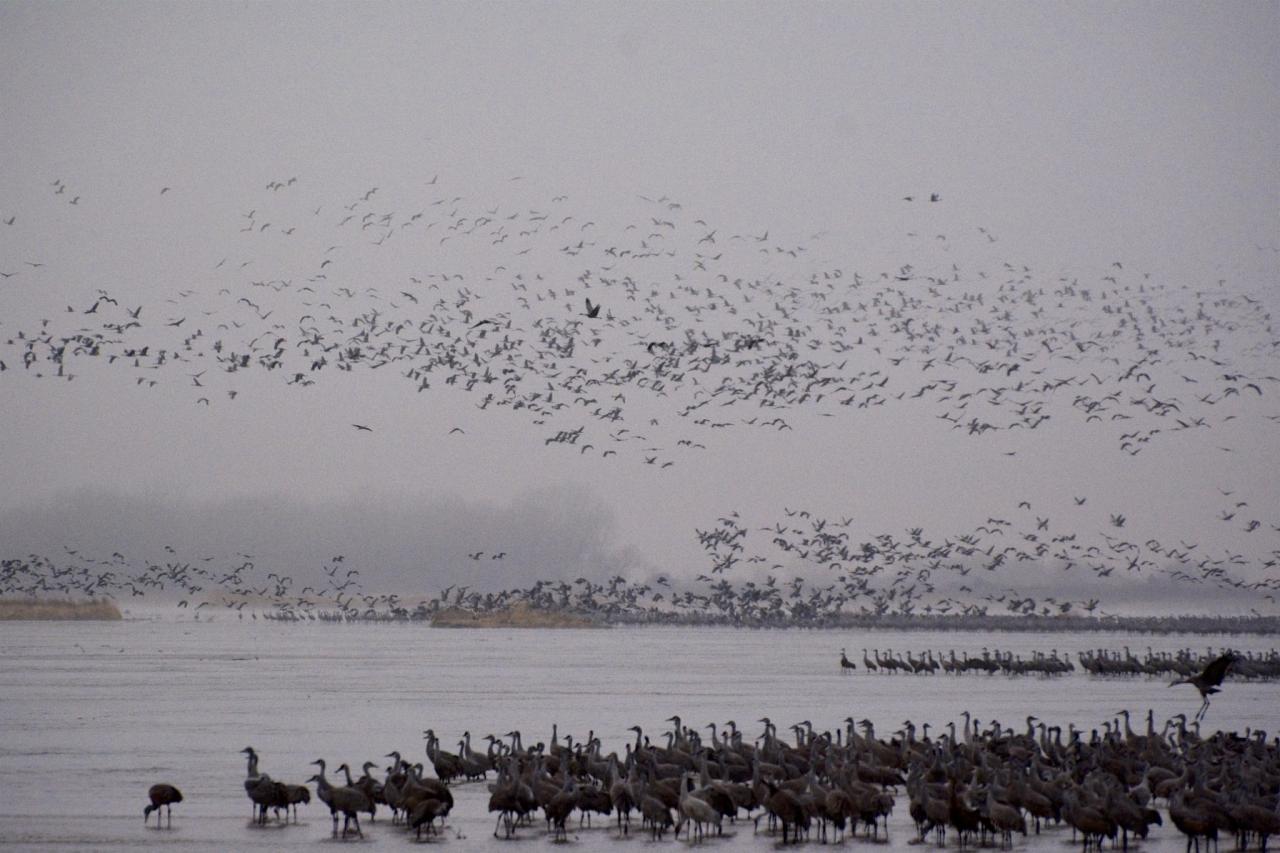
0, 620, 1276, 850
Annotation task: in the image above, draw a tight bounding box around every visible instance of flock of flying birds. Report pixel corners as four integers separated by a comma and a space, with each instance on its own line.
1, 174, 1278, 617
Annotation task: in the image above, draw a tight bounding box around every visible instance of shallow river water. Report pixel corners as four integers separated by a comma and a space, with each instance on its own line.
0, 620, 1276, 851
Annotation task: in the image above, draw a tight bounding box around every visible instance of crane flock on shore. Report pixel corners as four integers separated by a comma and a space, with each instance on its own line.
144, 710, 1279, 849
2, 175, 1279, 619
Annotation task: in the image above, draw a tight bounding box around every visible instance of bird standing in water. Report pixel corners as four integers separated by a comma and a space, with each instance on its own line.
839, 647, 856, 674
144, 783, 183, 826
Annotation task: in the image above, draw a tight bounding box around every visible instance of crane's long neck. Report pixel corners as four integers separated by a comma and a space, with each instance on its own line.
246, 752, 258, 778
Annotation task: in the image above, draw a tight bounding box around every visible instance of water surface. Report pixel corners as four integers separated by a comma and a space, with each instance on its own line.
1, 620, 1276, 850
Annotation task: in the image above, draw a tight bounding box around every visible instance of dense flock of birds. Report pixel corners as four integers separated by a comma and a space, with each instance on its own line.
4, 531, 1280, 629
2, 177, 1278, 617
143, 707, 1279, 849
12, 546, 1275, 629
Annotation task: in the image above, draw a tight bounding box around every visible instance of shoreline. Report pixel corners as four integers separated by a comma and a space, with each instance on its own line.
430, 603, 601, 629
0, 598, 123, 621
265, 607, 1278, 634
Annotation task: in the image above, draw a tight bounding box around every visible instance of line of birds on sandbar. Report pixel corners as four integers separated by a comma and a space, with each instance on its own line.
840, 646, 1280, 683
143, 698, 1276, 848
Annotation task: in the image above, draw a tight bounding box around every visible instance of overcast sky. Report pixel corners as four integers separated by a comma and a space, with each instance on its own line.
1, 3, 1277, 607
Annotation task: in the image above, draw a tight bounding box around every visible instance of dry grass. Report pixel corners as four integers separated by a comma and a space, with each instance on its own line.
0, 598, 123, 621
431, 602, 600, 629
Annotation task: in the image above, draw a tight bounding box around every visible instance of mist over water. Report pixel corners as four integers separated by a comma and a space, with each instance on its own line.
0, 484, 647, 594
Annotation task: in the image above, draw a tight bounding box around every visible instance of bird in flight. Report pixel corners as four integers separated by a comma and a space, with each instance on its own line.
352, 424, 373, 432
584, 298, 601, 319
1170, 651, 1240, 721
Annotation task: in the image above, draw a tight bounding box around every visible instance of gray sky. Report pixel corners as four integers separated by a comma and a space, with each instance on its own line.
1, 3, 1277, 609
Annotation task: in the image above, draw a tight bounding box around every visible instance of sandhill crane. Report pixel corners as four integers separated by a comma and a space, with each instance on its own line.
407, 795, 447, 840
143, 783, 182, 826
397, 761, 455, 827
282, 783, 310, 822
1170, 651, 1240, 720
543, 774, 578, 841
1169, 789, 1218, 853
354, 761, 384, 812
984, 788, 1027, 849
241, 747, 286, 824
639, 788, 675, 839
458, 730, 492, 779
607, 756, 637, 834
764, 779, 808, 844
423, 728, 463, 781
486, 758, 532, 835
1063, 788, 1117, 851
335, 763, 377, 823
1232, 800, 1280, 853
308, 766, 372, 839
675, 772, 723, 840
840, 647, 856, 674
488, 759, 523, 839
576, 782, 613, 827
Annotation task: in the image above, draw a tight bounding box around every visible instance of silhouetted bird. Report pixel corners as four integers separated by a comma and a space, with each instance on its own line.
839, 647, 856, 674
1170, 651, 1239, 721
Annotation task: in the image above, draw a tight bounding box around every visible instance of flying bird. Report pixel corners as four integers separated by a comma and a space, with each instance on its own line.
352, 424, 373, 432
1170, 651, 1240, 721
